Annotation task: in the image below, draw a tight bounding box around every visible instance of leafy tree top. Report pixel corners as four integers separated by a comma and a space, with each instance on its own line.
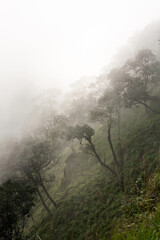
66, 125, 94, 142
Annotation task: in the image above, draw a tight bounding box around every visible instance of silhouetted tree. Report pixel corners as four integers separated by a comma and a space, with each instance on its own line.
0, 179, 35, 240
66, 124, 116, 175
91, 88, 121, 169
18, 137, 58, 215
109, 49, 160, 114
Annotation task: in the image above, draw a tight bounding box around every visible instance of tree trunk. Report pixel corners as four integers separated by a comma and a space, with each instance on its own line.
107, 122, 119, 168
138, 100, 160, 114
117, 109, 121, 141
87, 138, 117, 176
119, 141, 126, 192
38, 172, 57, 209
36, 185, 53, 216
25, 171, 53, 216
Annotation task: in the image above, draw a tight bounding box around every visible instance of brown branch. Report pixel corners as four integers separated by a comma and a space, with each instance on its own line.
86, 137, 117, 176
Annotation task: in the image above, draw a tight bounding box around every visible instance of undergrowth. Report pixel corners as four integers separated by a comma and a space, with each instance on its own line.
26, 115, 160, 240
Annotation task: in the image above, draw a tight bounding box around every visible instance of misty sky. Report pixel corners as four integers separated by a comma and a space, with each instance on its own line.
1, 0, 160, 90
0, 0, 160, 138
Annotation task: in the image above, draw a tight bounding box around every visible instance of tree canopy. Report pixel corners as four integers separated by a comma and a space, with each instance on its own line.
0, 179, 35, 240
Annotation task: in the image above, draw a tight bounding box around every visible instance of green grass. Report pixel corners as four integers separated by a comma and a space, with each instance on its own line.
112, 210, 160, 240
25, 114, 160, 240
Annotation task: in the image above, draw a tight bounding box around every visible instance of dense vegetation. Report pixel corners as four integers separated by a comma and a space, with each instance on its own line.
1, 48, 160, 240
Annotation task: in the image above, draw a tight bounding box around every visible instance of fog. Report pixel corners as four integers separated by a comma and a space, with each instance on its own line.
0, 0, 160, 139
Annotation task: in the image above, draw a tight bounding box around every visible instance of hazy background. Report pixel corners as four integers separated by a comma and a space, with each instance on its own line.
0, 0, 160, 139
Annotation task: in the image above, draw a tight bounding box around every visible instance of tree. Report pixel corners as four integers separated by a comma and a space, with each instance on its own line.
90, 88, 121, 170
18, 137, 58, 215
0, 179, 35, 240
66, 124, 116, 175
0, 113, 67, 216
90, 88, 126, 189
109, 49, 160, 114
0, 139, 20, 183
17, 113, 69, 215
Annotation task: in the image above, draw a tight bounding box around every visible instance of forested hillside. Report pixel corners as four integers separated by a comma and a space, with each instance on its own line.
1, 46, 160, 240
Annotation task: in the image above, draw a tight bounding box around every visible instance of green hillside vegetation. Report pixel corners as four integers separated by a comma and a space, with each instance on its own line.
1, 49, 160, 240
26, 115, 160, 240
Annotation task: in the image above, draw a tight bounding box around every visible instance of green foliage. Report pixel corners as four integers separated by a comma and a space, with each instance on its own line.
28, 171, 123, 240
5, 48, 160, 239
108, 115, 160, 197
112, 168, 160, 240
109, 49, 160, 114
27, 114, 160, 239
0, 180, 35, 240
